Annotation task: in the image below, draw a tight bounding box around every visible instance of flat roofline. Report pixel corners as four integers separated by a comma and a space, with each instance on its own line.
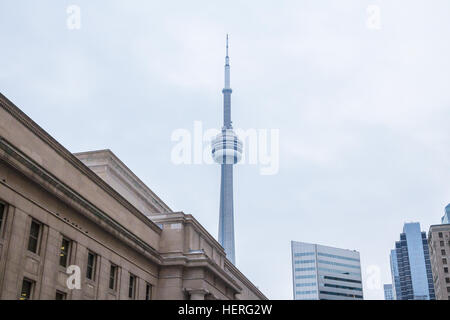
291, 240, 360, 253
74, 149, 172, 213
429, 223, 450, 228
0, 92, 162, 235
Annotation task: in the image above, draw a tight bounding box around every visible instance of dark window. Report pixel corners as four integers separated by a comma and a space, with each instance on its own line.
145, 283, 152, 300
444, 267, 449, 274
109, 265, 117, 290
442, 249, 446, 256
0, 203, 5, 233
444, 258, 448, 265
128, 274, 136, 299
447, 287, 450, 293
445, 277, 450, 284
440, 241, 445, 247
319, 290, 363, 299
27, 220, 41, 253
324, 283, 362, 291
439, 232, 443, 238
55, 291, 66, 300
86, 252, 96, 280
20, 279, 34, 300
323, 276, 362, 284
59, 238, 71, 267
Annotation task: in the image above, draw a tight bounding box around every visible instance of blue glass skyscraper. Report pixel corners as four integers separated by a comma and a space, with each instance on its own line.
442, 204, 450, 224
383, 284, 393, 300
389, 222, 435, 300
389, 249, 401, 299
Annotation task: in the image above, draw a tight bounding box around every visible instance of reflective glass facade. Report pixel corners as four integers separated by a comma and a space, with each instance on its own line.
383, 284, 393, 300
389, 249, 401, 299
442, 204, 450, 224
390, 222, 435, 300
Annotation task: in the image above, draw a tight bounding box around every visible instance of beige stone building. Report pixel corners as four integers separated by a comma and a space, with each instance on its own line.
0, 93, 266, 300
428, 224, 450, 300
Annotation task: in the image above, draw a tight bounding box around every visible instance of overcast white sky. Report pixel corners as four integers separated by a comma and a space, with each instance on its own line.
1, 1, 450, 299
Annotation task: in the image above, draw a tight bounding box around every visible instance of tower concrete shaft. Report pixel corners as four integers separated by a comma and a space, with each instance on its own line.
218, 164, 235, 264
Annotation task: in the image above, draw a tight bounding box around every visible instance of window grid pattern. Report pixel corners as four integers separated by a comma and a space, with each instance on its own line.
317, 252, 360, 262
292, 241, 363, 300
317, 260, 360, 270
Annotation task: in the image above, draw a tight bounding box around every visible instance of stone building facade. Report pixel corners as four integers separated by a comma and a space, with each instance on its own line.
0, 93, 265, 300
428, 224, 450, 300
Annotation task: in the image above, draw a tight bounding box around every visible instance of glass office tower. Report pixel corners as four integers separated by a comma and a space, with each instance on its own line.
442, 204, 450, 224
383, 284, 393, 300
389, 249, 401, 299
389, 222, 435, 300
291, 241, 363, 300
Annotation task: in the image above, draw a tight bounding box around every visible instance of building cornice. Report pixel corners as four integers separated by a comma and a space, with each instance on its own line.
0, 93, 162, 234
153, 212, 267, 300
152, 212, 227, 255
0, 137, 162, 265
0, 179, 160, 279
0, 92, 267, 300
161, 252, 242, 294
75, 149, 172, 213
429, 224, 450, 228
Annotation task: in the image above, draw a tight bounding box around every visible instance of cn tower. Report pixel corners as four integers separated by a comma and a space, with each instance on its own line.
211, 35, 243, 264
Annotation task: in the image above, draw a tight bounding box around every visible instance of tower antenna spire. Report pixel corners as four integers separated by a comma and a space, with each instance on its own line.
224, 34, 231, 90
226, 34, 229, 57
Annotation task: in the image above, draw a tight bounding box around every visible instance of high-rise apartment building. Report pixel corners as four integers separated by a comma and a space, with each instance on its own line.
390, 222, 435, 300
291, 241, 363, 300
428, 223, 450, 300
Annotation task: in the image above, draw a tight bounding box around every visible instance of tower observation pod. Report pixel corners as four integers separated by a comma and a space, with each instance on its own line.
211, 129, 243, 165
211, 35, 242, 265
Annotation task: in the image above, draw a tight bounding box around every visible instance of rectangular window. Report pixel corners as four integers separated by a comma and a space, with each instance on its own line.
59, 238, 71, 267
440, 241, 445, 247
445, 277, 450, 284
439, 232, 443, 238
55, 291, 66, 300
0, 203, 5, 234
128, 274, 136, 299
86, 251, 97, 280
20, 279, 34, 300
109, 264, 117, 290
444, 267, 449, 274
447, 287, 450, 293
443, 258, 448, 265
27, 220, 41, 254
442, 249, 446, 256
145, 283, 152, 300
